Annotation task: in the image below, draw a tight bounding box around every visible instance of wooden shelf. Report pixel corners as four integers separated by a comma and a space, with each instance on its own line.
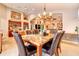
9, 19, 21, 22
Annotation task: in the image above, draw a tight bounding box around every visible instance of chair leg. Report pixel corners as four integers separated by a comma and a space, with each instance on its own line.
59, 47, 61, 53
0, 48, 2, 54
58, 45, 62, 53
0, 51, 1, 54
57, 44, 62, 53
55, 48, 59, 56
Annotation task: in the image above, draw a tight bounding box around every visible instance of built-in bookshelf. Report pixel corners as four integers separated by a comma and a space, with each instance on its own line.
8, 11, 29, 37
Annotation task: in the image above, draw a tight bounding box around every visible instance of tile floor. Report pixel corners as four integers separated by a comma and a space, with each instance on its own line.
0, 37, 79, 56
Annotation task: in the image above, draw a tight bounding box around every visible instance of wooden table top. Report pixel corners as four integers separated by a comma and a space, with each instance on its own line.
22, 34, 54, 46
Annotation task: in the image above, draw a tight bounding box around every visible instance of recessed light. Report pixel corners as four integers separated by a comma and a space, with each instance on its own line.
31, 8, 35, 11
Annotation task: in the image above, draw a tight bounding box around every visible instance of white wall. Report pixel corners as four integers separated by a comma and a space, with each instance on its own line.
63, 9, 78, 33
0, 4, 23, 38
0, 4, 8, 38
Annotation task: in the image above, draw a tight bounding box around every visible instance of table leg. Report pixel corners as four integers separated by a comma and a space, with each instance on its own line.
36, 45, 42, 56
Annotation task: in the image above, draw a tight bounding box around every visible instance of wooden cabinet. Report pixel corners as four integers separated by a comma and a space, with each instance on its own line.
0, 33, 2, 53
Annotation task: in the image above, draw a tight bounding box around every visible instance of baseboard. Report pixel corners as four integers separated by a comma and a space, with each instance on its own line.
62, 40, 79, 46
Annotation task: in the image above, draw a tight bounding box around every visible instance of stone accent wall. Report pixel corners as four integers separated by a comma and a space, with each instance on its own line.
31, 13, 63, 30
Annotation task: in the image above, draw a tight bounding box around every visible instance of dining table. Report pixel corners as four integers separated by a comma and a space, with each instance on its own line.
22, 33, 54, 56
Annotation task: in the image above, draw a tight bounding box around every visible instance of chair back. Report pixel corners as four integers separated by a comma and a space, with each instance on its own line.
12, 32, 28, 56
57, 31, 65, 48
49, 31, 62, 55
26, 30, 32, 35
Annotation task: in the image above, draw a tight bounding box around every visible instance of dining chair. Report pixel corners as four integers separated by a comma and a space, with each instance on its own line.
12, 32, 36, 56
33, 29, 39, 34
42, 31, 62, 56
57, 31, 65, 54
26, 30, 32, 35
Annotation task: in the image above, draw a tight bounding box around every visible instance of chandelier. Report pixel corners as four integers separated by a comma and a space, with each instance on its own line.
38, 4, 52, 20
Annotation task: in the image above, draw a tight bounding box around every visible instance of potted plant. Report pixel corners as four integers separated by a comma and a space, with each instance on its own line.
75, 26, 79, 39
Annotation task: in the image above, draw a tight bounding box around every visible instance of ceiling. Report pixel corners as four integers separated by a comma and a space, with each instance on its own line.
2, 3, 79, 15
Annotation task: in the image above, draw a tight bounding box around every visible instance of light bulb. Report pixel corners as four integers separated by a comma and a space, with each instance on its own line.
49, 12, 52, 16
43, 11, 46, 16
